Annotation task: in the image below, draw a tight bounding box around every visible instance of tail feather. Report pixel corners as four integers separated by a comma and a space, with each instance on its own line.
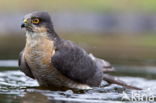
89, 53, 115, 72
102, 66, 115, 72
103, 74, 142, 90
88, 53, 142, 90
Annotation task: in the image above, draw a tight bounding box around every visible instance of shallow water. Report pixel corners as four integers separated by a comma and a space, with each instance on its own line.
0, 61, 156, 103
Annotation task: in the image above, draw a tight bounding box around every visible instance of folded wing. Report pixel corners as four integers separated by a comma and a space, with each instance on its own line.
51, 40, 103, 86
18, 51, 34, 79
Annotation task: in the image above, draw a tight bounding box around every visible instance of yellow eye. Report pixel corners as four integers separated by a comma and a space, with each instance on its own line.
32, 18, 40, 24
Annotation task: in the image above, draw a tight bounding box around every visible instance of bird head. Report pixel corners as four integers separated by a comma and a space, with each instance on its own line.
21, 11, 54, 34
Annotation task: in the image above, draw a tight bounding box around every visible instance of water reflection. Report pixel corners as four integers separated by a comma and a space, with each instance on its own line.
0, 60, 156, 102
0, 70, 155, 103
21, 92, 50, 103
0, 60, 18, 67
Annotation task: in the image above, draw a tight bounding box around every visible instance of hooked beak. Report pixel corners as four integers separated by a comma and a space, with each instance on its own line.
21, 23, 25, 28
21, 18, 28, 28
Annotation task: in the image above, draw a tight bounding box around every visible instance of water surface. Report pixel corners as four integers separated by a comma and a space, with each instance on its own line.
0, 60, 155, 103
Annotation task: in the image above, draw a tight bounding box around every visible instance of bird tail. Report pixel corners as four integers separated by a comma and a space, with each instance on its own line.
103, 74, 142, 90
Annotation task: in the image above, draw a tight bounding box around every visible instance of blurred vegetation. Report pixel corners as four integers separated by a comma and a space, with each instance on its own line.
0, 33, 25, 59
1, 32, 156, 65
1, 0, 156, 12
0, 0, 156, 66
61, 33, 156, 65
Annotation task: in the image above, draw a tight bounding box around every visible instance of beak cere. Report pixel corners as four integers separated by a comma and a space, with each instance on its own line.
21, 19, 28, 28
23, 18, 28, 24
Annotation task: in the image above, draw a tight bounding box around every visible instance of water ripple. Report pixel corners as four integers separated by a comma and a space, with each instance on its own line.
0, 70, 155, 102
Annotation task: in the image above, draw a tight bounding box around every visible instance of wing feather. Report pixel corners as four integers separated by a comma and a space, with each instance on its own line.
89, 53, 115, 72
18, 51, 34, 79
52, 40, 103, 86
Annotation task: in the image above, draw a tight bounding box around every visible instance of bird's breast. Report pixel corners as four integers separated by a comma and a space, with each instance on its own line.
23, 37, 67, 86
24, 37, 55, 69
22, 35, 92, 89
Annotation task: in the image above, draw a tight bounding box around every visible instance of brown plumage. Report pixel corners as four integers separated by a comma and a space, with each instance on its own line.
19, 11, 142, 90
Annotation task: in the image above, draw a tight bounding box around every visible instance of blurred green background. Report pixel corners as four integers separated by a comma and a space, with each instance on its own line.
1, 0, 156, 66
0, 1, 156, 102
